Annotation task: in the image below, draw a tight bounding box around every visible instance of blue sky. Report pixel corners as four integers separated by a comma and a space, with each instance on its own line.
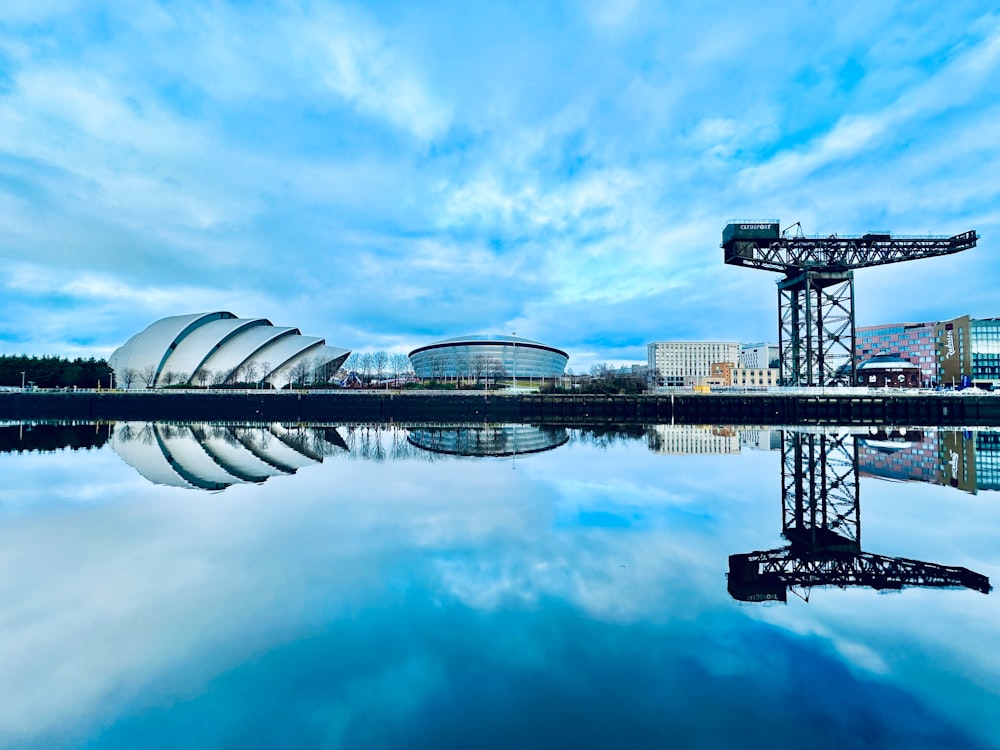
0, 1, 998, 371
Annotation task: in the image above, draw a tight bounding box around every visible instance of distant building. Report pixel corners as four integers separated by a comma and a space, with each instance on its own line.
739, 343, 779, 369
855, 322, 937, 387
967, 318, 1000, 388
856, 315, 1000, 389
731, 367, 780, 389
704, 362, 779, 390
647, 341, 740, 387
857, 354, 921, 388
408, 335, 568, 381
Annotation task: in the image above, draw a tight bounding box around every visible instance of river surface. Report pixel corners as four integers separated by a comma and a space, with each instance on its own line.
1, 422, 998, 749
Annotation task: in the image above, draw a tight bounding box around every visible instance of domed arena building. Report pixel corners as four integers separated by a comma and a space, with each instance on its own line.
408, 335, 568, 382
108, 312, 350, 389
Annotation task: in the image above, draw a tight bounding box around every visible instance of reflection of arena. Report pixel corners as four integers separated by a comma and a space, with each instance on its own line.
407, 424, 568, 457
408, 335, 568, 379
112, 422, 346, 490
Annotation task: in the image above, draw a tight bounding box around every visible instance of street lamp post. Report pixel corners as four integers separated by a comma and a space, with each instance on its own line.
21, 371, 25, 390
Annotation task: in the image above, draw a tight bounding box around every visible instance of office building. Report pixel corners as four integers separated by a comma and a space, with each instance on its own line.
648, 341, 740, 387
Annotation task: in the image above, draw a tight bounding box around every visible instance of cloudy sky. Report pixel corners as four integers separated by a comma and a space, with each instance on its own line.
0, 1, 997, 371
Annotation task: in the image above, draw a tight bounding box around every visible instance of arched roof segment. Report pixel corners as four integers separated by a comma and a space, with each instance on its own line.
109, 312, 234, 383
251, 336, 323, 383
159, 317, 270, 385
195, 326, 299, 383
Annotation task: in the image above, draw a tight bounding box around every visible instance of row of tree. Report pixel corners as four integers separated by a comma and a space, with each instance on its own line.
115, 355, 339, 389
0, 355, 112, 389
343, 352, 413, 385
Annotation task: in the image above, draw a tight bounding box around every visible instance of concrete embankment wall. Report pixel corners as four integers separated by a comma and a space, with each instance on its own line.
4, 391, 1000, 425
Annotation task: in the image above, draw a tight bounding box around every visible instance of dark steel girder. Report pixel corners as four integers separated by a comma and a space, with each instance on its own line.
724, 230, 979, 274
732, 549, 991, 595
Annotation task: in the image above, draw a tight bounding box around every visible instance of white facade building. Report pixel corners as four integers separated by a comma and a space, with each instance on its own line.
739, 343, 779, 369
108, 312, 350, 389
647, 341, 740, 387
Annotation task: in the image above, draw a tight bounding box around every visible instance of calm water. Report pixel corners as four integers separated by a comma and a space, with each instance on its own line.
1, 422, 999, 749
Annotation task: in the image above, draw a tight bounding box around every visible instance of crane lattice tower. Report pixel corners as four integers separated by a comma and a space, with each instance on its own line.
722, 221, 979, 387
727, 429, 990, 603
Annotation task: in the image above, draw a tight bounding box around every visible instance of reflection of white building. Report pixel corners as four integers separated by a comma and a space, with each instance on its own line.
108, 312, 350, 388
740, 429, 781, 451
647, 425, 740, 454
112, 422, 346, 490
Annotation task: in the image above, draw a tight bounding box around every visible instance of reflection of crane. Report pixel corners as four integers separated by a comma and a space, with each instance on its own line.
728, 429, 990, 603
722, 222, 979, 386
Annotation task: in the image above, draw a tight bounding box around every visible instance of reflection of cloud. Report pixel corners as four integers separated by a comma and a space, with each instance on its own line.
0, 430, 998, 746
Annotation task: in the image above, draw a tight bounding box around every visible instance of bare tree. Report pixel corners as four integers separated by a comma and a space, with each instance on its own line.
308, 357, 327, 387
289, 359, 312, 388
590, 363, 612, 379
426, 352, 444, 383
473, 355, 488, 387
372, 351, 389, 385
344, 352, 359, 374
243, 360, 260, 385
391, 353, 409, 385
258, 361, 272, 388
194, 368, 210, 388
487, 358, 506, 386
118, 368, 138, 389
138, 365, 157, 388
359, 352, 374, 386
211, 369, 228, 387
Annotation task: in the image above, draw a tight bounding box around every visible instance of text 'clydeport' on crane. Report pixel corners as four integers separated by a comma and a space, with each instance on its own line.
722, 221, 979, 387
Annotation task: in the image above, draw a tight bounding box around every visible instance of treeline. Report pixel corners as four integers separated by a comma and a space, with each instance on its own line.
0, 423, 110, 454
0, 355, 112, 389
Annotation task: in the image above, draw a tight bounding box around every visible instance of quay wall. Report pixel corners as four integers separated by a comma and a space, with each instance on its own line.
4, 391, 1000, 425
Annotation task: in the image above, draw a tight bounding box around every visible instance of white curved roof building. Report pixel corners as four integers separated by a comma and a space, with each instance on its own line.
108, 312, 350, 388
408, 335, 568, 379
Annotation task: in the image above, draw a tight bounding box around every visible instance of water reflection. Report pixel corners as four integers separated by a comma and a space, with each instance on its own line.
728, 429, 991, 603
0, 421, 109, 454
407, 424, 568, 457
111, 422, 347, 490
1, 420, 999, 748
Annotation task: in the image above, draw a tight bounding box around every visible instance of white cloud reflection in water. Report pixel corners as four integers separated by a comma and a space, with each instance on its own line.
0, 425, 997, 748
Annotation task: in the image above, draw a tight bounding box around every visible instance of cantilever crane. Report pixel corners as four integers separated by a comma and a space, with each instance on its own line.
722, 222, 979, 387
727, 429, 990, 603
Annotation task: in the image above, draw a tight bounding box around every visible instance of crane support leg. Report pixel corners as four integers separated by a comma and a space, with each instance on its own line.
778, 270, 855, 387
780, 430, 860, 552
